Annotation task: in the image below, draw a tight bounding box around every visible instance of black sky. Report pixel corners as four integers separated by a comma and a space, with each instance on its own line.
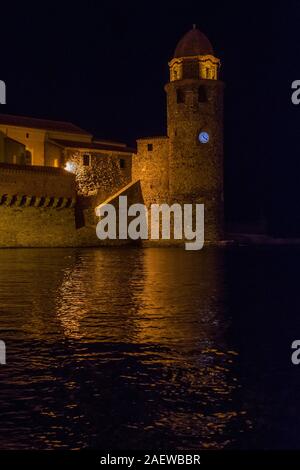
1, 1, 300, 234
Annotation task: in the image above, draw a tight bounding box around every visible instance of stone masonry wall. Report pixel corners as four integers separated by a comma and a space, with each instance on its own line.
0, 163, 97, 247
0, 203, 112, 247
165, 78, 224, 240
67, 150, 132, 202
0, 162, 133, 247
0, 163, 75, 199
132, 137, 169, 207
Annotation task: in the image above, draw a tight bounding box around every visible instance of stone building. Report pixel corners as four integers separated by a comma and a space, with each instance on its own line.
0, 115, 134, 247
0, 26, 224, 247
0, 114, 133, 194
104, 26, 224, 242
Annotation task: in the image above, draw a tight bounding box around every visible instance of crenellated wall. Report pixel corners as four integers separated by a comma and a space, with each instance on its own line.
0, 163, 75, 199
0, 162, 136, 247
0, 163, 101, 247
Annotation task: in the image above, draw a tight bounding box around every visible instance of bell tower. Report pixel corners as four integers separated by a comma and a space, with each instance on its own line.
165, 26, 224, 240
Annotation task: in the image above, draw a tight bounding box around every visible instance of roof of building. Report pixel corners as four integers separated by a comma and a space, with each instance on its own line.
174, 27, 214, 58
51, 138, 136, 154
0, 113, 91, 135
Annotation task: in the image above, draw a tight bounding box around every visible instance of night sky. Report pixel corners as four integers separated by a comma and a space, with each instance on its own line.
1, 2, 300, 235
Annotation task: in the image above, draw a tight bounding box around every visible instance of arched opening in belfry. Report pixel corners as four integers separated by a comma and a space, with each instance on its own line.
198, 86, 207, 102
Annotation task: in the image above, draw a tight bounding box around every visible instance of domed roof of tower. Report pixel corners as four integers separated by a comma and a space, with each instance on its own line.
174, 26, 214, 58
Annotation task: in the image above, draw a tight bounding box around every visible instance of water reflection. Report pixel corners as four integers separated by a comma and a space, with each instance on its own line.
55, 248, 227, 346
0, 247, 247, 450
56, 249, 146, 341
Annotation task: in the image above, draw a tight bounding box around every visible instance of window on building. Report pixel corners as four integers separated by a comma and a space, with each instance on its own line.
182, 60, 198, 79
198, 86, 207, 103
120, 158, 125, 169
176, 88, 185, 103
147, 144, 153, 151
206, 67, 210, 79
83, 153, 91, 166
26, 133, 29, 139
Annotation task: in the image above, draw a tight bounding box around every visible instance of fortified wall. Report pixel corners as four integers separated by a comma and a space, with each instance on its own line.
0, 163, 105, 247
0, 26, 224, 248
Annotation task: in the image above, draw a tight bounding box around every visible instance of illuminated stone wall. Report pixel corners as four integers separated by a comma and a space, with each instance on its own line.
0, 202, 119, 247
129, 24, 225, 244
0, 144, 137, 246
0, 163, 106, 247
0, 204, 76, 247
66, 150, 132, 202
132, 73, 224, 241
0, 163, 75, 199
132, 137, 169, 207
166, 77, 224, 240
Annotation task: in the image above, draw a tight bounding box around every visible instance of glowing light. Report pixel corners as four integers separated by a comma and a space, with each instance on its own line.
65, 161, 76, 173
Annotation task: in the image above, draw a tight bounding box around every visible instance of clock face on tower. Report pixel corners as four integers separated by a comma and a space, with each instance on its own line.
199, 131, 209, 144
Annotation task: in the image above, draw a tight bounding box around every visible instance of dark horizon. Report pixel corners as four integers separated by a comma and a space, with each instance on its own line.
1, 2, 300, 233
